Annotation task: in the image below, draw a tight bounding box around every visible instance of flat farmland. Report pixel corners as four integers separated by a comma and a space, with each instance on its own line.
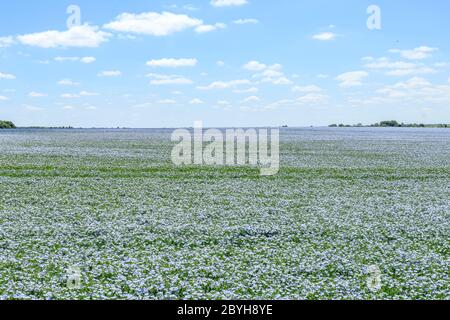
0, 128, 448, 299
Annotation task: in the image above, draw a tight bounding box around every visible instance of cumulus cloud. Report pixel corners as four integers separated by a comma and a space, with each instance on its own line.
262, 93, 329, 110
0, 36, 14, 48
389, 46, 438, 60
251, 63, 292, 85
210, 0, 248, 7
365, 58, 417, 70
296, 93, 329, 105
55, 56, 96, 63
0, 72, 16, 80
58, 79, 79, 86
79, 91, 100, 96
146, 73, 193, 85
104, 12, 202, 36
98, 70, 122, 77
198, 79, 251, 90
189, 98, 204, 104
80, 57, 96, 64
54, 57, 79, 62
195, 23, 226, 33
292, 85, 322, 93
17, 25, 110, 48
373, 77, 450, 103
29, 92, 48, 97
243, 61, 267, 71
336, 71, 369, 87
157, 99, 177, 104
241, 96, 260, 103
146, 58, 197, 68
386, 67, 436, 77
233, 87, 258, 93
0, 95, 9, 101
312, 32, 336, 41
23, 104, 43, 111
365, 57, 437, 77
393, 77, 431, 89
234, 18, 259, 25
61, 93, 79, 99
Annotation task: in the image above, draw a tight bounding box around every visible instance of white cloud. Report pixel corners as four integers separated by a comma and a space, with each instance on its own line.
18, 25, 110, 48
29, 92, 48, 97
210, 0, 248, 7
61, 91, 100, 98
216, 60, 225, 67
132, 102, 152, 109
243, 61, 267, 71
58, 79, 79, 86
80, 57, 96, 64
23, 104, 43, 111
146, 73, 193, 85
0, 72, 16, 80
157, 99, 177, 104
55, 56, 96, 63
189, 98, 204, 104
98, 70, 122, 77
386, 67, 436, 77
0, 95, 8, 101
195, 23, 226, 33
433, 62, 450, 68
79, 91, 100, 96
233, 87, 258, 93
268, 77, 291, 85
365, 58, 417, 70
261, 93, 329, 110
296, 93, 329, 105
374, 77, 450, 103
393, 77, 431, 89
241, 96, 260, 103
0, 36, 14, 48
197, 79, 251, 90
62, 105, 75, 110
54, 56, 79, 62
146, 58, 197, 68
104, 11, 202, 36
312, 32, 336, 41
336, 71, 369, 87
234, 18, 258, 25
250, 63, 292, 85
61, 93, 80, 99
390, 46, 438, 60
292, 85, 322, 93
365, 57, 437, 77
182, 4, 199, 11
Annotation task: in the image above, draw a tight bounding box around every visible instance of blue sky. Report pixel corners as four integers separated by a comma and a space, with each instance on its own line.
0, 0, 449, 127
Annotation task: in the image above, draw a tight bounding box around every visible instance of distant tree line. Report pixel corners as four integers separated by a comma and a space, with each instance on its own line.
329, 121, 448, 128
25, 126, 74, 129
0, 120, 16, 129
